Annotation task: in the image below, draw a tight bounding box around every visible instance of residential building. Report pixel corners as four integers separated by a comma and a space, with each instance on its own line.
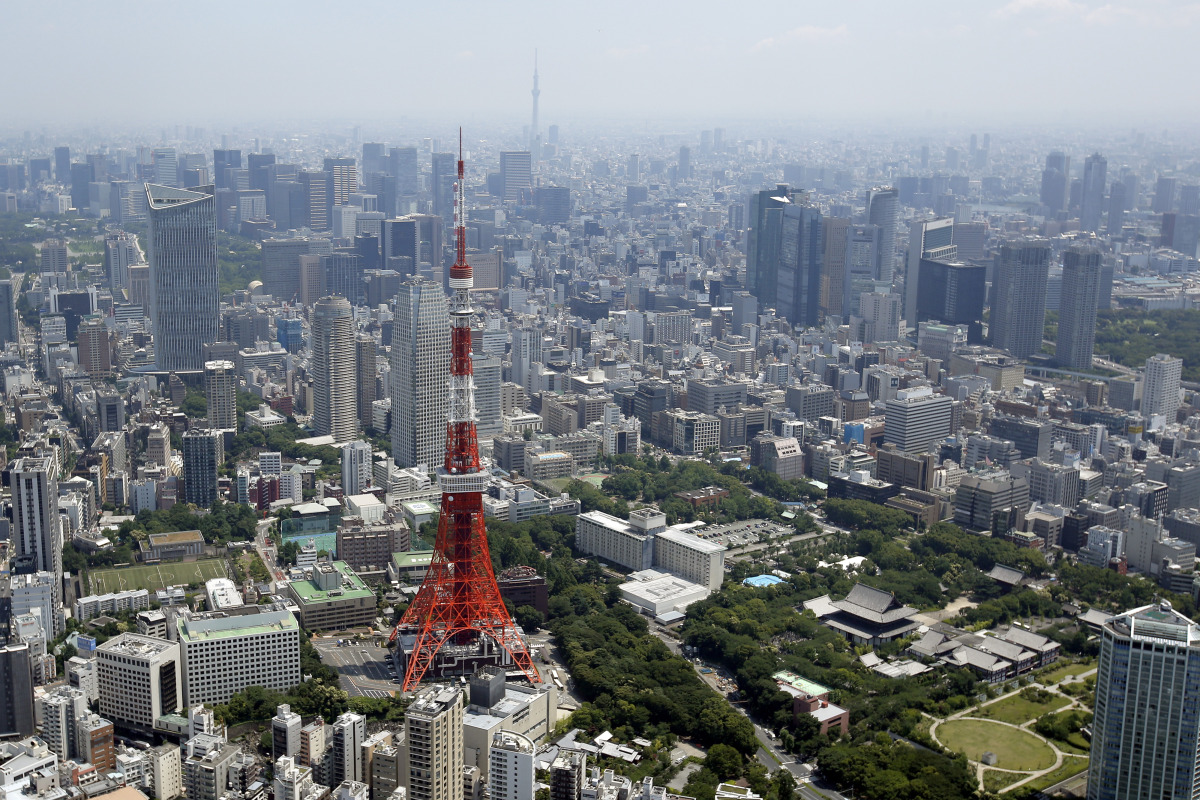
312, 296, 358, 442
403, 686, 464, 800
1143, 353, 1183, 420
489, 731, 535, 800
331, 712, 365, 785
10, 457, 63, 636
204, 360, 237, 430
272, 705, 303, 762
182, 429, 223, 507
1056, 246, 1102, 370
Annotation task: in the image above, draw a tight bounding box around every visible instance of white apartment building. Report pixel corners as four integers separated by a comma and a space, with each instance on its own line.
176, 610, 302, 705
38, 687, 88, 760
652, 529, 727, 591
1143, 353, 1183, 420
74, 588, 151, 622
96, 634, 182, 731
883, 387, 953, 454
489, 731, 535, 800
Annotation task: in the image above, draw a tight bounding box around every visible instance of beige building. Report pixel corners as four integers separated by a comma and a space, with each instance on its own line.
404, 686, 463, 800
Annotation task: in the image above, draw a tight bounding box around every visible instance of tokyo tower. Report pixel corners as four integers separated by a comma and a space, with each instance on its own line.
390, 130, 540, 691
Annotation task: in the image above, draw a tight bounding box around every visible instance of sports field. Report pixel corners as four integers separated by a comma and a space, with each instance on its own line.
89, 558, 228, 594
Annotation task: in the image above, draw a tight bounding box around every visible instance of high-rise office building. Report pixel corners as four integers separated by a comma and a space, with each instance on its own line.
0, 278, 17, 346
204, 360, 238, 431
500, 151, 533, 203
341, 441, 373, 496
1154, 175, 1179, 213
262, 237, 333, 303
1106, 181, 1126, 236
842, 224, 882, 317
403, 686, 464, 800
54, 146, 71, 183
1081, 153, 1107, 232
821, 215, 850, 318
747, 185, 791, 307
432, 152, 456, 222
473, 353, 503, 438
331, 712, 366, 785
312, 296, 357, 442
298, 170, 330, 230
884, 387, 953, 454
392, 279, 450, 470
865, 186, 899, 283
323, 252, 364, 306
903, 217, 956, 328
356, 336, 378, 430
776, 202, 824, 329
147, 184, 218, 371
915, 259, 987, 341
176, 609, 301, 705
1040, 151, 1070, 213
677, 145, 692, 181
213, 149, 242, 190
990, 238, 1051, 359
152, 148, 179, 188
11, 457, 63, 629
391, 147, 420, 197
323, 157, 357, 208
1055, 245, 1102, 370
182, 429, 223, 507
104, 231, 140, 291
1088, 603, 1200, 800
1143, 353, 1183, 420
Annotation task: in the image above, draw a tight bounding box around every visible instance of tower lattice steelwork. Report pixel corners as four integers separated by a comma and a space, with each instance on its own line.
390, 131, 540, 691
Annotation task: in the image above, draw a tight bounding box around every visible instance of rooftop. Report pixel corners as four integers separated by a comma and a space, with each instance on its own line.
772, 670, 830, 698
288, 561, 373, 604
177, 609, 299, 642
147, 529, 204, 546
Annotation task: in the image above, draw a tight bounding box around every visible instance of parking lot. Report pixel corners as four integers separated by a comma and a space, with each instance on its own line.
697, 519, 793, 547
312, 636, 398, 698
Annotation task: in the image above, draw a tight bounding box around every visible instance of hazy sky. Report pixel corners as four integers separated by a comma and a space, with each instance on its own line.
6, 0, 1200, 131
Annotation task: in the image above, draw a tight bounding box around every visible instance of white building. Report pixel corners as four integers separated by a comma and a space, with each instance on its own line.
619, 572, 711, 617
204, 578, 245, 611
74, 588, 151, 621
176, 609, 302, 705
1143, 353, 1183, 420
150, 744, 184, 800
883, 387, 953, 454
96, 633, 183, 732
331, 712, 365, 785
260, 451, 283, 475
37, 687, 88, 760
652, 529, 726, 591
66, 656, 99, 703
341, 441, 374, 496
489, 731, 534, 800
11, 457, 63, 639
391, 279, 450, 470
272, 705, 303, 762
575, 508, 663, 571
10, 573, 60, 637
313, 296, 358, 443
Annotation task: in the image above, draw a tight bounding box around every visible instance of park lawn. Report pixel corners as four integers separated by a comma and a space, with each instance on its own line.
938, 719, 1057, 771
982, 770, 1025, 793
1020, 755, 1089, 794
1039, 660, 1096, 685
971, 692, 1071, 725
90, 558, 228, 594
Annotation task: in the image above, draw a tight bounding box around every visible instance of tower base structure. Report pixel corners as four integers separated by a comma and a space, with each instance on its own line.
391, 627, 536, 683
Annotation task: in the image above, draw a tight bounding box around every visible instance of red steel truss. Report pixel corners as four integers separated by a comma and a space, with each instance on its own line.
390, 130, 540, 691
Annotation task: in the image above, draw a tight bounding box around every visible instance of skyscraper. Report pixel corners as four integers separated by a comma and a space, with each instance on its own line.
323, 157, 358, 208
500, 152, 532, 203
990, 238, 1051, 359
147, 184, 218, 371
746, 186, 791, 306
1055, 245, 1102, 370
298, 171, 329, 230
391, 147, 419, 197
884, 387, 953, 454
391, 278, 450, 470
915, 258, 987, 341
182, 429, 223, 507
1081, 152, 1108, 232
473, 353, 502, 438
311, 296, 357, 442
1040, 151, 1070, 213
776, 202, 824, 329
11, 457, 63, 632
152, 148, 179, 188
76, 316, 112, 378
903, 217, 956, 329
356, 336, 378, 430
842, 224, 883, 317
0, 644, 35, 737
677, 145, 691, 181
1088, 603, 1200, 800
54, 146, 70, 183
865, 186, 899, 283
341, 441, 373, 496
0, 278, 18, 346
1143, 353, 1183, 420
431, 152, 456, 223
204, 360, 238, 431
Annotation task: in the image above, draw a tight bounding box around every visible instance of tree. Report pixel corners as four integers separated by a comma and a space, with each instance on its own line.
772, 769, 796, 800
704, 743, 745, 782
514, 605, 545, 632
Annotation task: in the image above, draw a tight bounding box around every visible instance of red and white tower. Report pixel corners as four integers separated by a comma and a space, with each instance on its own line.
391, 131, 540, 691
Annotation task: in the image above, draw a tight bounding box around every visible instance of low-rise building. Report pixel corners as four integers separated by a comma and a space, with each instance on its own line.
771, 671, 849, 736
286, 561, 377, 631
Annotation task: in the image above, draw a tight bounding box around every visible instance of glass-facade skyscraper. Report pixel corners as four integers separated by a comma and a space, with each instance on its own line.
147, 184, 218, 371
990, 238, 1051, 359
1055, 245, 1102, 371
1089, 603, 1200, 800
391, 278, 450, 470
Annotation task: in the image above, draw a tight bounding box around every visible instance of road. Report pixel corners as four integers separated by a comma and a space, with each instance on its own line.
254, 518, 283, 591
